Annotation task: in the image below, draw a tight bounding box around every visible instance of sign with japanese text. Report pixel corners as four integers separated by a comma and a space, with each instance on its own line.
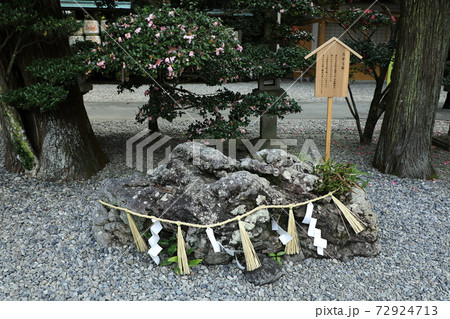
305, 37, 362, 97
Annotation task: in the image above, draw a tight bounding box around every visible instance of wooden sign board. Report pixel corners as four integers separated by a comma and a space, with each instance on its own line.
305, 37, 362, 97
304, 37, 362, 161
314, 44, 350, 97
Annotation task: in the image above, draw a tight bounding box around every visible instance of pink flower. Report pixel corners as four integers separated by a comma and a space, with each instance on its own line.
160, 26, 167, 31
125, 33, 131, 39
96, 60, 106, 69
155, 33, 160, 38
213, 21, 219, 26
167, 65, 174, 76
118, 37, 123, 43
168, 11, 175, 16
155, 59, 163, 66
183, 34, 195, 43
144, 90, 150, 96
189, 51, 194, 57
280, 9, 285, 13
146, 14, 156, 21
240, 129, 246, 134
164, 56, 175, 64
135, 27, 141, 34
148, 20, 153, 27
215, 47, 224, 55
122, 62, 126, 69
236, 44, 243, 52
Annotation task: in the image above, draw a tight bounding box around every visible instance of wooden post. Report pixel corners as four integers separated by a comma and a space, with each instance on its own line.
325, 97, 333, 161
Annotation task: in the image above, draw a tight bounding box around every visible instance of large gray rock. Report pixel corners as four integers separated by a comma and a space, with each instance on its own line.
93, 142, 379, 267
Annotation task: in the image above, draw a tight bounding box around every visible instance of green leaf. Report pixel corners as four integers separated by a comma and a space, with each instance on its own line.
167, 256, 178, 263
158, 239, 170, 246
167, 243, 178, 255
160, 256, 178, 266
188, 259, 203, 267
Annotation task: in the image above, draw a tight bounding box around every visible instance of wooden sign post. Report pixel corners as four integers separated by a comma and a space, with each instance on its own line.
305, 37, 362, 161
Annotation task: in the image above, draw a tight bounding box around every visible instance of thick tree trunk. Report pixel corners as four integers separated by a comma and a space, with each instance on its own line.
373, 0, 450, 179
0, 0, 108, 181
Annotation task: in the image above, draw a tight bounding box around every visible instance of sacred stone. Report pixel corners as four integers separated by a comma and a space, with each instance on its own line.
93, 142, 379, 266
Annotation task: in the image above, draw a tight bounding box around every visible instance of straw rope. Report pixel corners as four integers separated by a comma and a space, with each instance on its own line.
98, 191, 336, 229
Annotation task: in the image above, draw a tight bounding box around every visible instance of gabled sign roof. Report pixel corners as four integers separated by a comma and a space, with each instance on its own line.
305, 37, 362, 60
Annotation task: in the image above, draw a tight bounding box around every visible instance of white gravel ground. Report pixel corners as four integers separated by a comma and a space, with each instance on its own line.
1, 80, 449, 301
83, 79, 449, 104
1, 113, 449, 300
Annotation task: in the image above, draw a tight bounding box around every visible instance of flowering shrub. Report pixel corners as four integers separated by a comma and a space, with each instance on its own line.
88, 5, 242, 82
330, 5, 396, 81
236, 44, 310, 80
235, 0, 314, 13
335, 7, 393, 32
186, 91, 301, 139
134, 84, 300, 139
86, 5, 305, 138
346, 39, 395, 76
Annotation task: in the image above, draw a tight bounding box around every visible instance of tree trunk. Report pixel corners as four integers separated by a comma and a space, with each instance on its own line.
373, 0, 450, 179
360, 74, 389, 145
147, 116, 159, 132
0, 0, 108, 181
443, 91, 450, 109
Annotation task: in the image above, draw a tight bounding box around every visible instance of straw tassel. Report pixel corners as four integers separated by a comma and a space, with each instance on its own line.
126, 212, 148, 253
177, 224, 191, 275
238, 219, 261, 271
331, 195, 366, 234
285, 207, 301, 255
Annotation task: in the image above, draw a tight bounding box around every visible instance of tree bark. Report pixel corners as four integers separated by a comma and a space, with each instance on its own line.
0, 0, 108, 181
360, 74, 389, 145
373, 0, 450, 179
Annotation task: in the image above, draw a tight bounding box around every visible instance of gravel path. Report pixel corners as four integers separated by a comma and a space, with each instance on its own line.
83, 79, 449, 104
1, 114, 448, 300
